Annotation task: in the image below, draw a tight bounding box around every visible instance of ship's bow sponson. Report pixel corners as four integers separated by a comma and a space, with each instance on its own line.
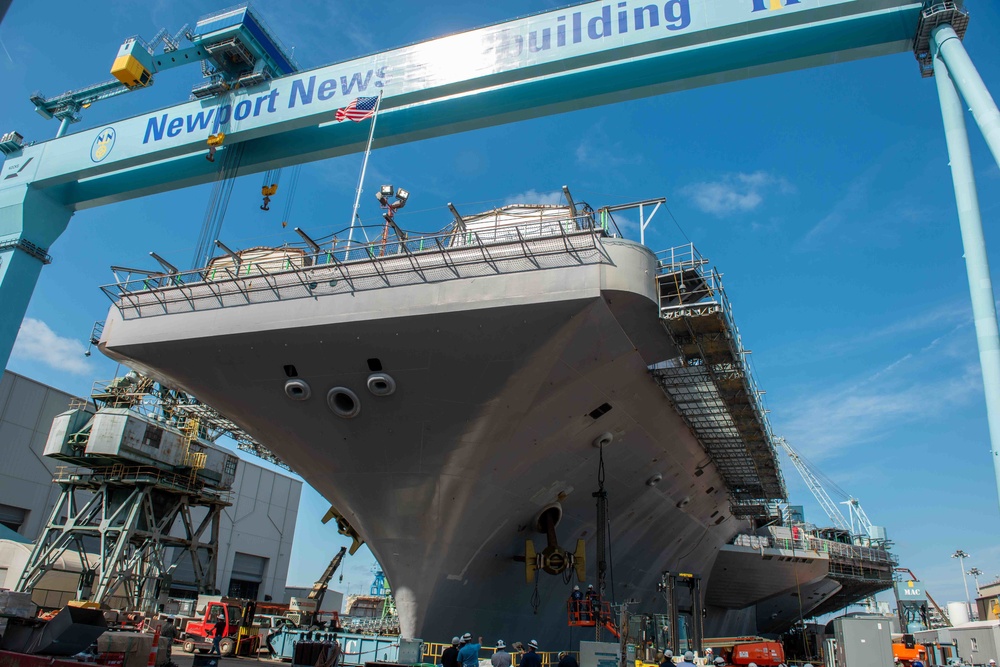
100, 236, 747, 642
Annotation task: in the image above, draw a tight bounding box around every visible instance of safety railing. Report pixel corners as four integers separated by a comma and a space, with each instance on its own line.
101, 214, 610, 319
52, 464, 233, 502
422, 643, 578, 667
732, 533, 896, 566
653, 243, 787, 512
656, 243, 774, 451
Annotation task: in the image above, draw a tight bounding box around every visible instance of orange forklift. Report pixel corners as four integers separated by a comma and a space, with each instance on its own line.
181, 596, 260, 657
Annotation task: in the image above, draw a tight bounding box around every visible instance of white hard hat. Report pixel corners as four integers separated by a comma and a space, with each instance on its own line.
574, 585, 580, 591
452, 637, 460, 646
684, 652, 694, 661
664, 650, 673, 658
529, 640, 539, 650
462, 633, 472, 642
714, 659, 725, 666
587, 584, 594, 589
748, 663, 757, 667
497, 641, 506, 649
804, 664, 815, 667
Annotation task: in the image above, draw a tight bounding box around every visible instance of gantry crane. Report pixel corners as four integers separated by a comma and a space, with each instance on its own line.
30, 4, 298, 137
0, 2, 992, 408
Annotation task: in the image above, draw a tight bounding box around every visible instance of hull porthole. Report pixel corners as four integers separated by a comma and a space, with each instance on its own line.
366, 373, 397, 397
592, 432, 614, 448
284, 379, 311, 401
327, 387, 361, 418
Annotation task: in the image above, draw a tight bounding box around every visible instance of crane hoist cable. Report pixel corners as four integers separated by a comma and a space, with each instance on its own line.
279, 166, 302, 228
191, 142, 246, 269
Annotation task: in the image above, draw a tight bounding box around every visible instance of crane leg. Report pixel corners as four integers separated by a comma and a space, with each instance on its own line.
0, 187, 74, 375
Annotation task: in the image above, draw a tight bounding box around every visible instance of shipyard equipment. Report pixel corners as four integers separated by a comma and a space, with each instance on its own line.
31, 5, 297, 137
14, 375, 240, 613
5, 0, 987, 395
181, 596, 259, 656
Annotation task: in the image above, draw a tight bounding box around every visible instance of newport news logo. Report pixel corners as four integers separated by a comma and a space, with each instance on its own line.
752, 0, 801, 11
91, 127, 116, 163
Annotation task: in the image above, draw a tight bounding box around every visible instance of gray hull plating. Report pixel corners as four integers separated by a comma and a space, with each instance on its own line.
99, 238, 788, 644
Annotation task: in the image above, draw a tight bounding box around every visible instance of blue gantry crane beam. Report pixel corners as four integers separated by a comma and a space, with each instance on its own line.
2, 4, 1000, 514
29, 4, 298, 138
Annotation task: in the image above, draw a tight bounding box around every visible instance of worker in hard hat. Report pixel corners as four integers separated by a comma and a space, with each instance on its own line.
570, 585, 584, 620
492, 641, 512, 667
442, 637, 461, 667
659, 649, 673, 667
457, 634, 483, 667
519, 640, 541, 667
558, 651, 579, 667
678, 651, 697, 667
585, 584, 600, 621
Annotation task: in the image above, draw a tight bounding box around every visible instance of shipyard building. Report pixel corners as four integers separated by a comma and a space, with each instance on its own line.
0, 370, 301, 605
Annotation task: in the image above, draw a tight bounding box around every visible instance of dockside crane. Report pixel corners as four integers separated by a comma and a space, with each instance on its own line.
309, 546, 348, 613
30, 4, 298, 137
773, 437, 852, 533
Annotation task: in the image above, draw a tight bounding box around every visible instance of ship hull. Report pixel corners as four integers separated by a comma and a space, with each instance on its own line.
99, 238, 790, 644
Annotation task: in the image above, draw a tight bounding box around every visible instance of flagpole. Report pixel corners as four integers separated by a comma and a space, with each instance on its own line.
346, 91, 383, 255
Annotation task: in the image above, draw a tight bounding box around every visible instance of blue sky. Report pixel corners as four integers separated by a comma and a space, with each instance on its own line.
3, 0, 1000, 616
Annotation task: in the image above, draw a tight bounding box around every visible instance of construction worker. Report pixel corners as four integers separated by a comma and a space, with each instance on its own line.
208, 614, 226, 655
558, 651, 579, 667
492, 641, 512, 667
458, 633, 483, 667
678, 651, 697, 667
442, 637, 461, 667
713, 658, 726, 667
586, 585, 600, 621
161, 617, 176, 666
519, 640, 542, 667
570, 585, 584, 619
659, 650, 673, 667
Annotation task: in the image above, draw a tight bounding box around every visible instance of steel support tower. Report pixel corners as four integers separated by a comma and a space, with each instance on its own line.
17, 464, 229, 613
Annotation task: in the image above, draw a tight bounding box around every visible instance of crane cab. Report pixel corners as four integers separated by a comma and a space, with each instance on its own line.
111, 38, 155, 88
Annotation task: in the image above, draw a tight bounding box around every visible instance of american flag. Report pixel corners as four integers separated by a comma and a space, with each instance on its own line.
335, 96, 379, 122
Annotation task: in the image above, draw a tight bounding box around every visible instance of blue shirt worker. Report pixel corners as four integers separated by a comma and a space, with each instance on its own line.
457, 633, 482, 667
678, 652, 697, 667
519, 640, 542, 667
570, 585, 584, 618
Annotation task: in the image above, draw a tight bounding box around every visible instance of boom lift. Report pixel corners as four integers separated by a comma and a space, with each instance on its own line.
287, 546, 348, 627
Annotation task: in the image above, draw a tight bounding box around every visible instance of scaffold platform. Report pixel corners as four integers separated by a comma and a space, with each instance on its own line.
652, 245, 786, 520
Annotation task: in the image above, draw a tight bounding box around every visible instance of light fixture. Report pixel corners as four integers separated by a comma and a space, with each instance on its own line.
395, 188, 409, 208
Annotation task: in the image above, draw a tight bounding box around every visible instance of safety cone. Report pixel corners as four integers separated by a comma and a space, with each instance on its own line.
147, 627, 161, 667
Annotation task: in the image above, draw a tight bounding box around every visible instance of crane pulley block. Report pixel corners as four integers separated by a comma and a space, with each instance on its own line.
261, 184, 278, 197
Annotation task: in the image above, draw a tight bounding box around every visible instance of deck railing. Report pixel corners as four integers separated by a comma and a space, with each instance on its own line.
101, 214, 610, 319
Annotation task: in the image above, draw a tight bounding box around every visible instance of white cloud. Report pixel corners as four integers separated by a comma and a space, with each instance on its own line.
681, 171, 793, 217
502, 189, 565, 206
11, 318, 93, 375
776, 324, 980, 461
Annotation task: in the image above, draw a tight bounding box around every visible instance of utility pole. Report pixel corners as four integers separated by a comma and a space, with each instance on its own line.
952, 550, 973, 621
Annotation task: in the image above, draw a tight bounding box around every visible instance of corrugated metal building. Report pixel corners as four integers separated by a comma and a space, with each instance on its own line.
0, 370, 302, 603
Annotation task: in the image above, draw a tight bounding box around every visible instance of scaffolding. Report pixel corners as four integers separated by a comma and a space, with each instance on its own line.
17, 464, 229, 613
652, 244, 786, 520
